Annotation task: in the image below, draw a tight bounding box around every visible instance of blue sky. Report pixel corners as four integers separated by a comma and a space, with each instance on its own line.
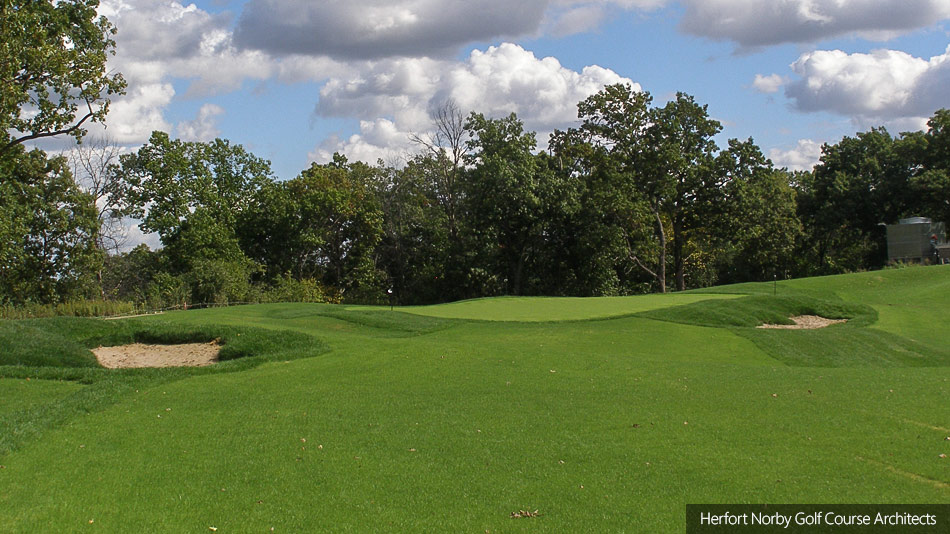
81, 0, 950, 182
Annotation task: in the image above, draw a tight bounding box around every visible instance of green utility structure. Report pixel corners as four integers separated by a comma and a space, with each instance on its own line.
885, 217, 948, 264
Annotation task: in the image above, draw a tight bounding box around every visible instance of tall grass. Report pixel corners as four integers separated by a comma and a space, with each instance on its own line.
0, 300, 137, 320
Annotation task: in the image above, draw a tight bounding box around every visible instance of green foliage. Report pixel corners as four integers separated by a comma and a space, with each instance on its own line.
463, 112, 547, 295
146, 271, 189, 309
0, 299, 135, 320
257, 275, 334, 304
100, 244, 160, 302
0, 0, 126, 152
0, 146, 101, 304
114, 132, 276, 305
710, 139, 802, 283
371, 160, 456, 304
239, 157, 385, 300
117, 132, 275, 241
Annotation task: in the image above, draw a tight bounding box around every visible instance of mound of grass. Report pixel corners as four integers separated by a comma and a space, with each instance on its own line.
1, 317, 327, 370
265, 303, 457, 336
386, 293, 741, 322
639, 290, 950, 367
0, 320, 101, 368
639, 294, 875, 328
0, 316, 328, 456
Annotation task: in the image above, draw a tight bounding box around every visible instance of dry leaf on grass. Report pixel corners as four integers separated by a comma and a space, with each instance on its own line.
511, 509, 541, 518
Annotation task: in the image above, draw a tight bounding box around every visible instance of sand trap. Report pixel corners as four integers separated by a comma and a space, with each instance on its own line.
757, 315, 848, 330
92, 341, 220, 369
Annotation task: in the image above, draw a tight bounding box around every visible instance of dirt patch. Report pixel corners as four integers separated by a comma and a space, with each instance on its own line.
92, 341, 220, 369
757, 315, 848, 330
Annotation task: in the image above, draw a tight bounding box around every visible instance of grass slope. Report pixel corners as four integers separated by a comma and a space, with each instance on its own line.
379, 293, 741, 322
1, 268, 948, 532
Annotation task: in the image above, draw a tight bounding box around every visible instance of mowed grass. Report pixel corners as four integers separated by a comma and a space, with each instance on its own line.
0, 379, 83, 418
368, 293, 742, 321
1, 268, 949, 532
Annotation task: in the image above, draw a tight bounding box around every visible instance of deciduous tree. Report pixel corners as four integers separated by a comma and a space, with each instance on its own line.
0, 0, 126, 153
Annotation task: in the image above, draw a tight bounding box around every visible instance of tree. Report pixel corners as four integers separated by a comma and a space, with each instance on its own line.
410, 100, 468, 240
464, 112, 546, 296
115, 132, 275, 304
240, 156, 384, 300
0, 145, 100, 304
646, 93, 722, 291
0, 0, 126, 153
571, 84, 673, 292
802, 128, 911, 272
907, 109, 950, 227
712, 139, 802, 283
117, 131, 275, 243
370, 161, 453, 304
67, 137, 126, 253
547, 128, 634, 295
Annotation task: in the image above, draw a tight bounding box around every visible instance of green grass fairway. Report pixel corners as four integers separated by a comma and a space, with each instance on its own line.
2, 268, 949, 532
367, 293, 741, 321
0, 379, 83, 418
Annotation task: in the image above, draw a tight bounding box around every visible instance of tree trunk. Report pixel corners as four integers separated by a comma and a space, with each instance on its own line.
655, 208, 666, 294
673, 212, 685, 291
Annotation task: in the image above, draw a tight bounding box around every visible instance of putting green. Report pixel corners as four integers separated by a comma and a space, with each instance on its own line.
353, 293, 741, 322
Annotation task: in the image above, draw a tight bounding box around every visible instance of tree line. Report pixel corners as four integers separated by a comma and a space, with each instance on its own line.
4, 89, 950, 308
3, 2, 950, 309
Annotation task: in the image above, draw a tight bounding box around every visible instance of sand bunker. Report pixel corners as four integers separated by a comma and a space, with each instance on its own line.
757, 315, 848, 330
93, 341, 220, 369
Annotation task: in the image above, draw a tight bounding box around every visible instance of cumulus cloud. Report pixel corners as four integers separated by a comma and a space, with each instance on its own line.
311, 43, 636, 163
94, 83, 175, 144
96, 0, 341, 144
679, 0, 950, 48
176, 104, 226, 142
308, 119, 415, 165
769, 139, 824, 172
785, 46, 950, 122
752, 73, 785, 94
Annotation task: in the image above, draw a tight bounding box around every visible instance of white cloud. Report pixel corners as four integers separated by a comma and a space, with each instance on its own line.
176, 104, 226, 142
785, 46, 950, 122
94, 0, 349, 145
309, 119, 415, 165
311, 43, 636, 164
679, 0, 950, 48
769, 139, 823, 172
93, 83, 175, 144
752, 73, 785, 94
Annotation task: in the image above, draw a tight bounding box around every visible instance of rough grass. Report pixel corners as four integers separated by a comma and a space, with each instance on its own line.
1, 267, 949, 532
